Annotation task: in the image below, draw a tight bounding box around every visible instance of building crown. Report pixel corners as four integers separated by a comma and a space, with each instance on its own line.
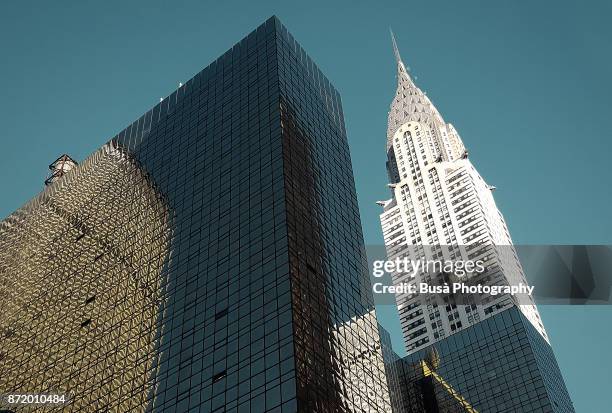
386, 30, 445, 151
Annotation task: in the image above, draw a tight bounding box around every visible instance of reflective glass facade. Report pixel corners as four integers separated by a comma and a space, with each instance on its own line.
397, 307, 574, 413
0, 17, 391, 412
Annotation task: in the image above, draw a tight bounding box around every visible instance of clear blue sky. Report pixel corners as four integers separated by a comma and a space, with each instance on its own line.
1, 1, 610, 411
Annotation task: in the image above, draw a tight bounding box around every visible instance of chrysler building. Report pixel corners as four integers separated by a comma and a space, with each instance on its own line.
379, 33, 548, 353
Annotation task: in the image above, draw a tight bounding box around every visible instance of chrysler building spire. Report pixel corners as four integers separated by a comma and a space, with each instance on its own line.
379, 33, 548, 354
389, 28, 416, 91
386, 32, 445, 151
390, 29, 404, 69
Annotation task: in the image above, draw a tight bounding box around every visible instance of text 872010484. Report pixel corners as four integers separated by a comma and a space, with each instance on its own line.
1, 393, 69, 407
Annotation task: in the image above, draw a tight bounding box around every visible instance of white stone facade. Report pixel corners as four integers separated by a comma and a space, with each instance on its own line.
380, 37, 548, 353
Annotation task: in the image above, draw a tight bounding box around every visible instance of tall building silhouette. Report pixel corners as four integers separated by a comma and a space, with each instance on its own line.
379, 33, 574, 412
0, 17, 392, 412
379, 32, 546, 353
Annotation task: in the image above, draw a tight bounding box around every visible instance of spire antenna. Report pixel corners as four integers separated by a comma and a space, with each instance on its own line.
390, 28, 402, 65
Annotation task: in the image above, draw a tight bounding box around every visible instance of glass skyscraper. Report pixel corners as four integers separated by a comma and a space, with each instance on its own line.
0, 17, 391, 412
381, 307, 574, 413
